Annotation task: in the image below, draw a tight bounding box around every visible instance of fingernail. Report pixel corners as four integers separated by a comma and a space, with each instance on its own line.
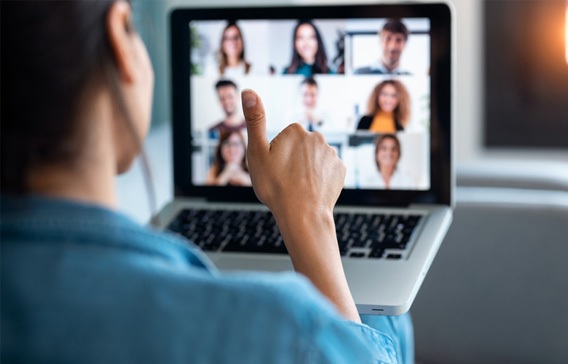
242, 89, 257, 108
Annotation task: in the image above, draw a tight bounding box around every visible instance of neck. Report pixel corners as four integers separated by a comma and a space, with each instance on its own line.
304, 58, 315, 65
224, 113, 242, 126
27, 159, 117, 209
27, 92, 118, 210
380, 166, 395, 182
381, 58, 399, 72
227, 55, 240, 67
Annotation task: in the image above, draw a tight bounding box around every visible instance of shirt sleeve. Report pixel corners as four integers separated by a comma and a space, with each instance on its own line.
215, 271, 400, 364
309, 318, 399, 364
157, 233, 402, 363
361, 314, 414, 364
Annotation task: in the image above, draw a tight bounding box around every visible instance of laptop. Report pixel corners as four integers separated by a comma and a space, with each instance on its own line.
157, 2, 454, 316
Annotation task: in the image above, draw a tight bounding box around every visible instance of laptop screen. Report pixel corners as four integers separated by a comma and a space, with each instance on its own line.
171, 4, 452, 206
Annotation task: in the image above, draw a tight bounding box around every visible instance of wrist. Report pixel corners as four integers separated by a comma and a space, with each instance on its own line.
273, 206, 335, 255
275, 208, 360, 322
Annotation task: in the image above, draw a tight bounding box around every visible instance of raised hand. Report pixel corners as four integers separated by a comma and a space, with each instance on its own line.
241, 89, 360, 323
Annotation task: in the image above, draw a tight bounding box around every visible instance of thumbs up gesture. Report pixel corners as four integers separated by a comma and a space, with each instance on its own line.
241, 89, 360, 322
241, 89, 346, 221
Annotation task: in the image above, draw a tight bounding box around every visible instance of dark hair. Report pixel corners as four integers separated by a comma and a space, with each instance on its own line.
285, 20, 330, 74
1, 0, 137, 194
215, 79, 238, 91
367, 80, 411, 128
218, 22, 251, 75
374, 134, 401, 171
300, 77, 318, 88
212, 131, 248, 177
381, 19, 409, 40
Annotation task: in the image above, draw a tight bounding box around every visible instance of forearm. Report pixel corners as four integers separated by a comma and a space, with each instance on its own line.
275, 209, 361, 323
239, 89, 357, 321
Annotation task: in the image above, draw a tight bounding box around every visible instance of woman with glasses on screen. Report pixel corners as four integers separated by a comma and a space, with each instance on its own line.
1, 1, 413, 363
216, 21, 253, 77
206, 131, 251, 186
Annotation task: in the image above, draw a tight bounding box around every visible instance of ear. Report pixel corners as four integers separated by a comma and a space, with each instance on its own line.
106, 1, 136, 83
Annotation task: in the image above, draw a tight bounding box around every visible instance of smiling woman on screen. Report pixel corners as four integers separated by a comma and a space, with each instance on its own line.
357, 79, 411, 133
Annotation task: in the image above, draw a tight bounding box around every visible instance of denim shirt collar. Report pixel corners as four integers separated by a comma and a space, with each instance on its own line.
1, 194, 216, 272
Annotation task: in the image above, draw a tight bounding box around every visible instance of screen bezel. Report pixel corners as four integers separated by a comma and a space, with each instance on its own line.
170, 3, 452, 207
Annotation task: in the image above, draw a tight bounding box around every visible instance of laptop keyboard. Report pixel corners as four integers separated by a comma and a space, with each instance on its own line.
167, 209, 422, 259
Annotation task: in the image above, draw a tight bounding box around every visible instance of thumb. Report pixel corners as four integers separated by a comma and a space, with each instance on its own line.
241, 89, 269, 154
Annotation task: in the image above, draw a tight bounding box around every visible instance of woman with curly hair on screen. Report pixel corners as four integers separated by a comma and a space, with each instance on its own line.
357, 79, 411, 133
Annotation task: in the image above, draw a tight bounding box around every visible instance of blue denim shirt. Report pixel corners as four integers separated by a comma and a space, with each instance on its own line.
1, 195, 411, 363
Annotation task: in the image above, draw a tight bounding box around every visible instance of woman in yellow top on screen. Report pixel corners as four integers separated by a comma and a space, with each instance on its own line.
356, 80, 411, 132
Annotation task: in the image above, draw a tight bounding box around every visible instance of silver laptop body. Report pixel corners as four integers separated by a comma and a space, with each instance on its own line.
159, 2, 454, 316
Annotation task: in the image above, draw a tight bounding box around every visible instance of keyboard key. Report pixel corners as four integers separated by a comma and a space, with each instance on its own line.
167, 209, 422, 259
369, 248, 385, 259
